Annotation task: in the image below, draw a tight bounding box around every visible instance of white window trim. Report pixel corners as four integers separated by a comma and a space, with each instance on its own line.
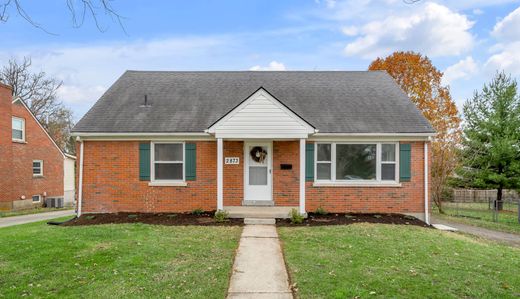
32, 195, 42, 203
150, 141, 185, 184
33, 160, 44, 177
12, 117, 25, 142
314, 142, 400, 187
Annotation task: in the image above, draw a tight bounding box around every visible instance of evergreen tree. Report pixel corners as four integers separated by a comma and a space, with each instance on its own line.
460, 72, 520, 209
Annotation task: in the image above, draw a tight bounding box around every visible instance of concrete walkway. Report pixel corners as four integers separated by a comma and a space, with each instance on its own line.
431, 216, 520, 247
0, 210, 75, 228
227, 225, 292, 299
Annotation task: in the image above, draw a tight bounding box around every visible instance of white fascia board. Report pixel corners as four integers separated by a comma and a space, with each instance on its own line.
73, 132, 213, 141
214, 133, 309, 139
310, 132, 434, 141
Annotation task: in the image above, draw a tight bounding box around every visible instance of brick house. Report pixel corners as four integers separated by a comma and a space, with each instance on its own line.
72, 71, 435, 222
0, 82, 76, 211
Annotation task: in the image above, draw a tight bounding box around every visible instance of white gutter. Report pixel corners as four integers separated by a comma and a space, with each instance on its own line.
313, 132, 436, 137
71, 132, 211, 137
77, 138, 84, 217
424, 141, 430, 224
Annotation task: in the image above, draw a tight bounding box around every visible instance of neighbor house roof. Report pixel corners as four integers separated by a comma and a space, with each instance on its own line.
72, 71, 435, 134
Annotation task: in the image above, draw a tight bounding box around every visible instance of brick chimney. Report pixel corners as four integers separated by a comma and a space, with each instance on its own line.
0, 82, 13, 208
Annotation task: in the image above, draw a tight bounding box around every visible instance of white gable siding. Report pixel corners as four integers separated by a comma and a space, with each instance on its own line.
210, 90, 314, 138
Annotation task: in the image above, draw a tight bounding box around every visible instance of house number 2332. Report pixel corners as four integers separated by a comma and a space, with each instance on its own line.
225, 157, 240, 164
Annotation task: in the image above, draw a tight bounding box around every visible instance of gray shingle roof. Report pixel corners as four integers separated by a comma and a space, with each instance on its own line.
72, 71, 434, 134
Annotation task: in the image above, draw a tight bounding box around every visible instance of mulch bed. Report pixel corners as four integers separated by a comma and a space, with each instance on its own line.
58, 212, 429, 228
60, 212, 243, 226
276, 213, 430, 227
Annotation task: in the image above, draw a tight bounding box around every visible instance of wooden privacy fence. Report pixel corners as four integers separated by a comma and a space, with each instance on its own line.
453, 189, 520, 203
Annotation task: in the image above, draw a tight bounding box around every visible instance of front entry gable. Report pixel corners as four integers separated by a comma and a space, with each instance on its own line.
207, 88, 315, 139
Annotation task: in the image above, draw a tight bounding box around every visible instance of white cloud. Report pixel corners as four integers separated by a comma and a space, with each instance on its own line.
484, 7, 520, 75
485, 41, 520, 75
442, 56, 478, 85
0, 36, 237, 118
472, 8, 484, 15
341, 25, 358, 36
57, 85, 107, 105
343, 3, 475, 58
249, 61, 287, 71
492, 6, 520, 41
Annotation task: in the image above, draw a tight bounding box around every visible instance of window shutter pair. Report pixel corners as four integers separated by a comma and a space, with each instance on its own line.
139, 143, 196, 181
304, 143, 412, 182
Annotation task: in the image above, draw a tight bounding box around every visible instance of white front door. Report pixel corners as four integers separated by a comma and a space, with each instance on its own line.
244, 142, 272, 202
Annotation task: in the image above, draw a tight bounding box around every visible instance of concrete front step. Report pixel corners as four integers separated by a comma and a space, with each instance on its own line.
224, 206, 295, 219
244, 218, 276, 225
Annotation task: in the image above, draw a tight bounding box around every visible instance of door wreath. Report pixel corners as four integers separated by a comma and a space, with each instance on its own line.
250, 146, 267, 163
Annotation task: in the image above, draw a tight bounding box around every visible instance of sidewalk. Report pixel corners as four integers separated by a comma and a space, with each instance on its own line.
431, 216, 520, 247
227, 225, 292, 299
0, 210, 75, 228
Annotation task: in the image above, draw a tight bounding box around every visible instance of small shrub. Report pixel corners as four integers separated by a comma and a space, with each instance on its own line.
167, 214, 177, 218
214, 210, 229, 222
128, 214, 138, 219
85, 215, 96, 220
315, 206, 328, 215
289, 208, 304, 224
192, 208, 204, 215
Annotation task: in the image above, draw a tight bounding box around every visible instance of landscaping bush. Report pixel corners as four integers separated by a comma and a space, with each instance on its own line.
315, 206, 328, 215
214, 210, 229, 222
191, 208, 204, 215
289, 208, 304, 224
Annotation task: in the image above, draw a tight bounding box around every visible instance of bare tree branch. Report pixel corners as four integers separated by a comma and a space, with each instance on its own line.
0, 0, 125, 34
0, 57, 75, 153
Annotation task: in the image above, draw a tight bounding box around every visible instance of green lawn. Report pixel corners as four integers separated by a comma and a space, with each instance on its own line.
0, 219, 242, 298
279, 224, 520, 299
0, 207, 72, 218
434, 202, 520, 234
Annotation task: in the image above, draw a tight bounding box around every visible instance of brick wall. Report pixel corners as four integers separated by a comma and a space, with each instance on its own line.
80, 141, 218, 213
306, 141, 427, 214
0, 83, 65, 210
78, 140, 427, 215
273, 141, 299, 206
0, 83, 13, 208
11, 101, 64, 203
223, 141, 243, 206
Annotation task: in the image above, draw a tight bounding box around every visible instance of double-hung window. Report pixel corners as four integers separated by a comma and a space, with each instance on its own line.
33, 160, 43, 176
315, 142, 398, 183
12, 117, 25, 142
152, 142, 184, 182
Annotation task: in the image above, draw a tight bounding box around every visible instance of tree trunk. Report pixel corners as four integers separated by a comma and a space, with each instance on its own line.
495, 187, 504, 211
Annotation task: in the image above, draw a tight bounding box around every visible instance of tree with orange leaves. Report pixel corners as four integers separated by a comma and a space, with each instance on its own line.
369, 51, 461, 214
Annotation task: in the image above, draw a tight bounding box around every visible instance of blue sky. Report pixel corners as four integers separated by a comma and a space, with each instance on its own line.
1, 0, 520, 121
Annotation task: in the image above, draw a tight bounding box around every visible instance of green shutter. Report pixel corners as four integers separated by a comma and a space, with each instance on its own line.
139, 143, 151, 181
399, 143, 411, 182
185, 143, 196, 181
305, 143, 314, 181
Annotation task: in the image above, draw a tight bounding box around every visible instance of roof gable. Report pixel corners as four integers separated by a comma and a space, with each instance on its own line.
12, 97, 74, 159
208, 87, 315, 138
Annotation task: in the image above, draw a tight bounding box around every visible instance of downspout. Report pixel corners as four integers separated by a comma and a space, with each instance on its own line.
77, 137, 84, 217
424, 139, 430, 225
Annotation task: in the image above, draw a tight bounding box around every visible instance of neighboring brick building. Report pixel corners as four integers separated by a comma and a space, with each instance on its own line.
73, 71, 434, 222
0, 82, 76, 211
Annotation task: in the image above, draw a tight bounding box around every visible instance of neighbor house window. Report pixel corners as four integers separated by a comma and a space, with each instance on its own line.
33, 160, 43, 176
315, 142, 398, 183
152, 143, 184, 181
12, 117, 25, 142
32, 195, 41, 202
